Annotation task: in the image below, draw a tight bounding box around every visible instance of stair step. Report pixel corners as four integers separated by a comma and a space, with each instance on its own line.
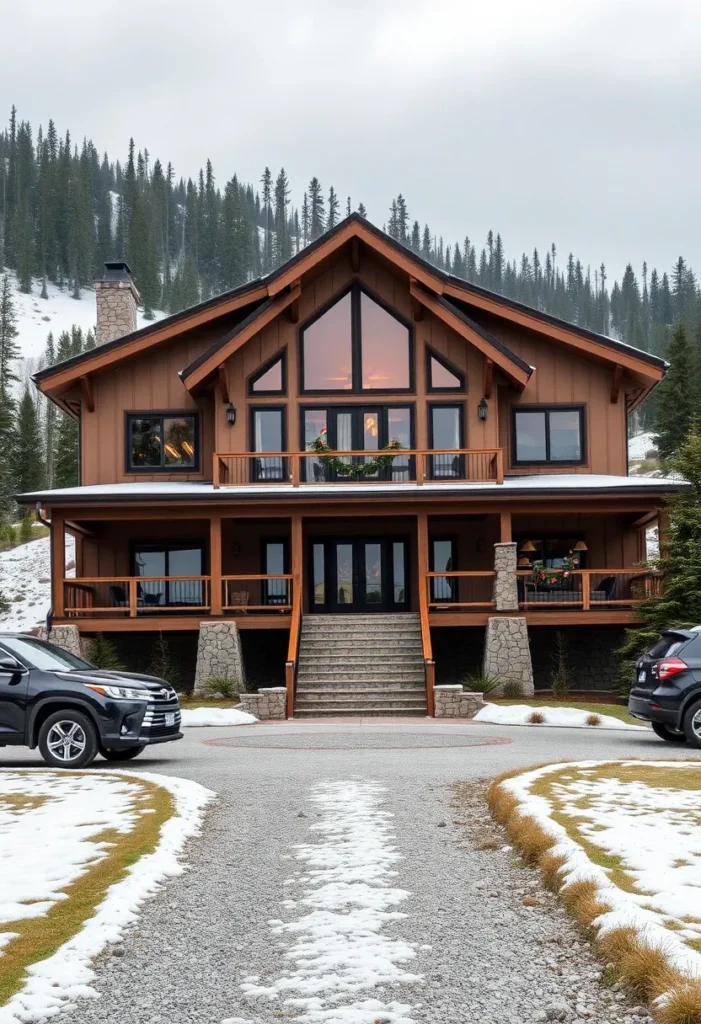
297, 672, 425, 682
298, 653, 423, 664
293, 707, 428, 717
297, 686, 426, 696
296, 696, 427, 707
296, 680, 426, 691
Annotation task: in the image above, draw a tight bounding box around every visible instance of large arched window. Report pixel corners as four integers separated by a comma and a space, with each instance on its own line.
300, 285, 412, 393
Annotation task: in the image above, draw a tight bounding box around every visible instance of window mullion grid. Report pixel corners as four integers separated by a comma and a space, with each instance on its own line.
351, 285, 362, 392
544, 410, 551, 462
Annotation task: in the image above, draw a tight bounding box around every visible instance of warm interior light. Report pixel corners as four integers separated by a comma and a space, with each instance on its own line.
573, 540, 588, 552
164, 443, 180, 460
520, 540, 537, 552
182, 441, 194, 457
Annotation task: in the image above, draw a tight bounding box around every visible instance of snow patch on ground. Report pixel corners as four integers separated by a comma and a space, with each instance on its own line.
180, 707, 257, 727
628, 431, 656, 461
0, 533, 76, 632
501, 760, 701, 981
474, 703, 645, 730
238, 778, 422, 1023
0, 768, 214, 1024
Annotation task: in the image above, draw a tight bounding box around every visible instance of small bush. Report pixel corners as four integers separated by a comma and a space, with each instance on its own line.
528, 710, 546, 724
204, 675, 243, 699
502, 679, 524, 698
461, 672, 502, 694
0, 522, 16, 549
0, 589, 9, 615
586, 713, 602, 726
148, 633, 181, 688
85, 633, 124, 671
19, 516, 34, 544
550, 630, 574, 698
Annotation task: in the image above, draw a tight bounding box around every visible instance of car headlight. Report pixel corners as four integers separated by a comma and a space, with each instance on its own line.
83, 684, 155, 701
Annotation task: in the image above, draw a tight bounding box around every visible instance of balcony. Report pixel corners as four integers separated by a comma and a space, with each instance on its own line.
213, 448, 504, 488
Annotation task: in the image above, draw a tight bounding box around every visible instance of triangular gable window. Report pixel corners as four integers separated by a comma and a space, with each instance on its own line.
427, 349, 464, 391
249, 352, 286, 394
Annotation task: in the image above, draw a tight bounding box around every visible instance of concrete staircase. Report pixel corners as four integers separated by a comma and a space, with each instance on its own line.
293, 613, 427, 717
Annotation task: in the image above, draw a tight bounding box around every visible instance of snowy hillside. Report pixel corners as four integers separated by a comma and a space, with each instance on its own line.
0, 534, 76, 632
628, 431, 656, 461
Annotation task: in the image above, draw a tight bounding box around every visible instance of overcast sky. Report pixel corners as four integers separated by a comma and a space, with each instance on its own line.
4, 0, 701, 284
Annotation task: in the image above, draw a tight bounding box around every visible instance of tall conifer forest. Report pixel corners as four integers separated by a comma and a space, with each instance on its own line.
1, 104, 701, 531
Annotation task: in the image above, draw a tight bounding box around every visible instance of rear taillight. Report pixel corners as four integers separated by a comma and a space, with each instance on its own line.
657, 657, 688, 681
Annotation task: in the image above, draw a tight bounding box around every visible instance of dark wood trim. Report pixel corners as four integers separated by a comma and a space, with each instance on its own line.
425, 345, 466, 393
124, 410, 200, 474
79, 375, 94, 413
218, 364, 230, 405
511, 405, 586, 467
483, 358, 494, 399
611, 364, 623, 404
247, 348, 288, 396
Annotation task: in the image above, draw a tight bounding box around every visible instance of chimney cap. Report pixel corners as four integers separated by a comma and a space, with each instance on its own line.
102, 261, 134, 283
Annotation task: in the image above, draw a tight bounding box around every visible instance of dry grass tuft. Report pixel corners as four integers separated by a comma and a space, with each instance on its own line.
586, 713, 602, 726
486, 778, 519, 824
657, 981, 701, 1024
598, 929, 675, 1001
559, 879, 609, 935
507, 813, 553, 864
528, 710, 546, 724
538, 850, 568, 891
474, 837, 502, 851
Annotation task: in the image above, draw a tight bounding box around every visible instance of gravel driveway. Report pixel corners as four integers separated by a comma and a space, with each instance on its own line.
3, 718, 697, 1024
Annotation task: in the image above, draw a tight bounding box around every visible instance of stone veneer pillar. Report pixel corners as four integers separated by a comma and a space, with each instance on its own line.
38, 625, 83, 658
193, 621, 246, 694
94, 262, 141, 345
238, 688, 287, 720
483, 617, 534, 696
433, 686, 485, 718
493, 542, 519, 611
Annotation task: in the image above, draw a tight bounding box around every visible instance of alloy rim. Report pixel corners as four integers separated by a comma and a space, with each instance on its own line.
47, 721, 87, 762
692, 710, 701, 740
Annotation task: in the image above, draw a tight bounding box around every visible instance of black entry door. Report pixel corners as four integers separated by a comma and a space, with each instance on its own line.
309, 538, 408, 613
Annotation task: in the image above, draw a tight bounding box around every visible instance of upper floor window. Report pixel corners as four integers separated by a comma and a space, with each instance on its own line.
427, 347, 465, 391
512, 406, 585, 464
127, 413, 198, 471
300, 285, 412, 393
248, 351, 286, 394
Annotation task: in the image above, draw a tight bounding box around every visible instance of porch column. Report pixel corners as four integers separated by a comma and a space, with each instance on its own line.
51, 513, 65, 618
417, 511, 435, 717
287, 514, 304, 718
499, 511, 512, 544
493, 542, 519, 611
210, 514, 222, 615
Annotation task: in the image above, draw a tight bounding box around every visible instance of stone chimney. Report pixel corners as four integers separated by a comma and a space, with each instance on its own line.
94, 262, 141, 345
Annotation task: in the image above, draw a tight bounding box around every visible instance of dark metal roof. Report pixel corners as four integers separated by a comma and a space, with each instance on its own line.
438, 295, 533, 376
179, 296, 276, 381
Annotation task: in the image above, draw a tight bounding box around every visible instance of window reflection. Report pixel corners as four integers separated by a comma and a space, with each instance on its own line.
360, 293, 410, 389
129, 415, 196, 469
251, 355, 284, 393
302, 293, 353, 390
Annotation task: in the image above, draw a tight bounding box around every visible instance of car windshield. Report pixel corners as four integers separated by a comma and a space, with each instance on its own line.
0, 636, 93, 671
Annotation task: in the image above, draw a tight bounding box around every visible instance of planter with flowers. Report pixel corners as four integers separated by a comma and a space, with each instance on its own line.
530, 555, 577, 592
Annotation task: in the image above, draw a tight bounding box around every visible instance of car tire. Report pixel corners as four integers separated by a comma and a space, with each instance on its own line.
682, 699, 701, 749
99, 744, 147, 762
651, 722, 687, 743
38, 709, 98, 769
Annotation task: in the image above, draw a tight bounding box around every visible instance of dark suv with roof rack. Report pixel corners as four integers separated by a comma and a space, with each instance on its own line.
629, 627, 701, 746
0, 633, 182, 768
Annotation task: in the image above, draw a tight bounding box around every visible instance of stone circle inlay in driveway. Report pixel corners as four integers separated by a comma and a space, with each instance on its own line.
204, 732, 513, 750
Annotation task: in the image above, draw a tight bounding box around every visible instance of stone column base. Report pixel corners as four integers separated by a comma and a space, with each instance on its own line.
483, 616, 534, 695
38, 625, 83, 658
194, 621, 246, 695
238, 688, 287, 720
434, 685, 485, 718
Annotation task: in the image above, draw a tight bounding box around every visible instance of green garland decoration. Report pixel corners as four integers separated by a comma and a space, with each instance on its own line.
308, 434, 404, 478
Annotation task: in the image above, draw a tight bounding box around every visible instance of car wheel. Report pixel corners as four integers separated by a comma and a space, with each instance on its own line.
38, 710, 98, 769
651, 722, 687, 743
682, 700, 701, 749
99, 744, 147, 761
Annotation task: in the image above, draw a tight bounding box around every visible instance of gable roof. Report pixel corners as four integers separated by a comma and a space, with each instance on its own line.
33, 212, 666, 401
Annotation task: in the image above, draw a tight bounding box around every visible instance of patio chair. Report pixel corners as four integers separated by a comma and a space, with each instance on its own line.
229, 590, 250, 613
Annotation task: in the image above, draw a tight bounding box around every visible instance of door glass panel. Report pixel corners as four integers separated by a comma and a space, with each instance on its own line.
387, 407, 411, 481
134, 549, 166, 607
312, 544, 325, 606
393, 541, 406, 604
336, 411, 353, 473
168, 548, 203, 606
304, 409, 328, 482
253, 409, 284, 481
302, 293, 353, 390
364, 543, 383, 605
265, 542, 287, 604
336, 544, 354, 605
431, 406, 461, 478
431, 539, 455, 602
360, 292, 410, 389
514, 410, 547, 462
362, 410, 380, 474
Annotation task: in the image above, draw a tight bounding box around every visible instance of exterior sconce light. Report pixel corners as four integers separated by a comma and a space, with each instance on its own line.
477, 397, 488, 422
226, 403, 236, 426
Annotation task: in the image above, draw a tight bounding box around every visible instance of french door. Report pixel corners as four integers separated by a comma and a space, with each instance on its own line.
309, 538, 409, 613
302, 406, 412, 482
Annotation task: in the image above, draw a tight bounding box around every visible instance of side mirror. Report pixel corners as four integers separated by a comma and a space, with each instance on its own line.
0, 657, 24, 673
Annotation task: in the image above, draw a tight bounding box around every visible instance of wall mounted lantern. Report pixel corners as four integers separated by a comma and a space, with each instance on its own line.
477, 397, 488, 421
226, 403, 237, 426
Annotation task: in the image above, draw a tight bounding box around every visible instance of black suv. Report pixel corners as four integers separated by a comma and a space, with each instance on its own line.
629, 627, 701, 746
0, 633, 182, 768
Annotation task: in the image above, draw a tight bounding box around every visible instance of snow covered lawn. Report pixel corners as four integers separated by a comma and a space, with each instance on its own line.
491, 761, 701, 1016
0, 769, 213, 1023
474, 702, 645, 730
0, 533, 76, 633
180, 707, 257, 727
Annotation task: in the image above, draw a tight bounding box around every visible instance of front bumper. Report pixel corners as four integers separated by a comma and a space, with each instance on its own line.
99, 698, 182, 748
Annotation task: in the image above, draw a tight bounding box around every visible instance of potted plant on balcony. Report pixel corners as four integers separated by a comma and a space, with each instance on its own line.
530, 554, 576, 592
308, 429, 404, 479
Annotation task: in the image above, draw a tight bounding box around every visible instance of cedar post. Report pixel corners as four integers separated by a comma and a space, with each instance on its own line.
210, 514, 223, 615
499, 510, 512, 544
51, 513, 66, 618
581, 571, 590, 611
417, 511, 434, 716
658, 509, 670, 558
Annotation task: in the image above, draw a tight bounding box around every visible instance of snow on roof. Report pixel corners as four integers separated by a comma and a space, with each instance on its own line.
17, 474, 686, 505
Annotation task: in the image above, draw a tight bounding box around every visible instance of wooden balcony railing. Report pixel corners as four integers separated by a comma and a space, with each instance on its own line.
516, 569, 659, 610
426, 571, 496, 610
213, 448, 504, 488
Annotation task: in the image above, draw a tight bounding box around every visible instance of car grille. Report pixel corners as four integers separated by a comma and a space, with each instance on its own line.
142, 687, 181, 734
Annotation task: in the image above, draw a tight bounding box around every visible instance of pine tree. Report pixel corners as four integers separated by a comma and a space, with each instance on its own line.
0, 275, 19, 518
86, 633, 125, 670
357, 202, 367, 218
654, 322, 695, 461
308, 178, 324, 240
327, 186, 339, 231
149, 632, 181, 687
260, 166, 273, 273
273, 168, 291, 265
12, 386, 46, 499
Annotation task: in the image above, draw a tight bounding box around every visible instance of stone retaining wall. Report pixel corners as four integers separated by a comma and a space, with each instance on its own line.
194, 621, 245, 694
433, 685, 485, 718
238, 688, 287, 720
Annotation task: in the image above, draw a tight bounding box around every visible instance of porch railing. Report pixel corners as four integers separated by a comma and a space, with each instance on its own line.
516, 569, 658, 610
426, 571, 496, 611
222, 575, 293, 613
213, 448, 504, 488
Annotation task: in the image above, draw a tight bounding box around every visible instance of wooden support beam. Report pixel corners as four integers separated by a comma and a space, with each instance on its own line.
210, 514, 223, 615
611, 364, 623, 404
409, 278, 423, 321
79, 375, 94, 413
351, 237, 361, 273
658, 508, 670, 558
499, 510, 512, 543
483, 358, 494, 399
287, 514, 303, 717
217, 364, 230, 405
417, 511, 434, 717
51, 513, 65, 618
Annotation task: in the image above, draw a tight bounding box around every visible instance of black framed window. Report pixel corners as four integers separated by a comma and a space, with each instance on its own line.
127, 413, 198, 471
132, 542, 204, 607
430, 536, 456, 602
426, 347, 465, 392
262, 538, 289, 605
300, 284, 412, 394
248, 351, 286, 395
513, 407, 585, 464
251, 407, 286, 482
429, 403, 464, 478
301, 405, 413, 482
516, 536, 586, 569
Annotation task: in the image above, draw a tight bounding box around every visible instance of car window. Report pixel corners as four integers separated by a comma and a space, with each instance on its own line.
646, 637, 686, 659
0, 637, 92, 671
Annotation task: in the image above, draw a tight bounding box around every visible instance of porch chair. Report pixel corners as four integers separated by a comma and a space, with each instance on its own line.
109, 584, 145, 610
229, 590, 250, 613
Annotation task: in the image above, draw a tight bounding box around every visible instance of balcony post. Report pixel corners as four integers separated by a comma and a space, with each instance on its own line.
51, 513, 65, 618
499, 510, 512, 544
210, 514, 223, 615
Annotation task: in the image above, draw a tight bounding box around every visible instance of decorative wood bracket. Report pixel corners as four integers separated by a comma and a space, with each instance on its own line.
483, 358, 494, 399
610, 364, 623, 404
217, 364, 230, 404
79, 375, 94, 412
409, 278, 423, 321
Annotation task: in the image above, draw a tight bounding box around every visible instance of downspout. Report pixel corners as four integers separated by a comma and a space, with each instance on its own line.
36, 504, 53, 633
